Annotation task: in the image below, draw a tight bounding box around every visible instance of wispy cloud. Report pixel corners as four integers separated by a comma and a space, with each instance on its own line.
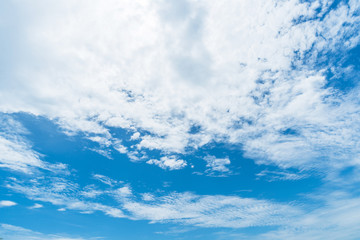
122, 192, 301, 228
0, 223, 99, 240
92, 174, 120, 186
28, 203, 43, 209
5, 175, 300, 229
0, 117, 69, 174
6, 177, 125, 219
257, 192, 360, 240
256, 169, 308, 182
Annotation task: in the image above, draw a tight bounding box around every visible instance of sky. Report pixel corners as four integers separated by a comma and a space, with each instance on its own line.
0, 0, 360, 239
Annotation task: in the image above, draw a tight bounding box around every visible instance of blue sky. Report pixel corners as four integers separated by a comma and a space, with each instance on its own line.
0, 0, 360, 239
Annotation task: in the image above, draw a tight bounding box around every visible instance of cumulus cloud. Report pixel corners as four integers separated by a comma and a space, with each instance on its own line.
0, 0, 358, 175
147, 156, 187, 170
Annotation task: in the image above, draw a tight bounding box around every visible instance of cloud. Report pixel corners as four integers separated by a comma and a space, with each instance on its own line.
0, 200, 17, 207
256, 192, 360, 240
92, 174, 119, 186
6, 177, 126, 219
147, 156, 187, 170
130, 132, 140, 140
4, 174, 301, 229
256, 169, 308, 182
0, 223, 97, 240
28, 203, 43, 209
5, 170, 360, 235
122, 192, 301, 228
0, 0, 356, 177
0, 0, 360, 238
204, 155, 231, 174
0, 116, 69, 174
141, 193, 155, 201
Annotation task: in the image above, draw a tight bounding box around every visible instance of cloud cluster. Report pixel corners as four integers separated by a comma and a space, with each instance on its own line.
0, 0, 358, 174
0, 0, 360, 238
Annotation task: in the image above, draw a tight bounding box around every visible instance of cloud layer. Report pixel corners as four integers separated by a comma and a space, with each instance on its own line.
0, 0, 358, 174
0, 0, 360, 239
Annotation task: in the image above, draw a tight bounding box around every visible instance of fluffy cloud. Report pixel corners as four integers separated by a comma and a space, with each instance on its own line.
1, 1, 360, 238
147, 156, 187, 170
0, 0, 358, 174
0, 200, 17, 207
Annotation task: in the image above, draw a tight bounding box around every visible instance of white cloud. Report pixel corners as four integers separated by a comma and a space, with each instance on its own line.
130, 132, 140, 140
87, 136, 111, 146
92, 174, 119, 186
0, 1, 360, 237
0, 117, 69, 174
28, 203, 43, 209
113, 143, 128, 154
0, 223, 97, 240
6, 177, 126, 219
80, 185, 104, 199
88, 148, 113, 159
122, 192, 301, 228
0, 0, 356, 176
141, 193, 155, 201
204, 155, 231, 174
4, 175, 302, 229
0, 200, 17, 207
147, 156, 187, 170
113, 186, 132, 198
256, 169, 308, 182
0, 135, 43, 174
256, 192, 360, 240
